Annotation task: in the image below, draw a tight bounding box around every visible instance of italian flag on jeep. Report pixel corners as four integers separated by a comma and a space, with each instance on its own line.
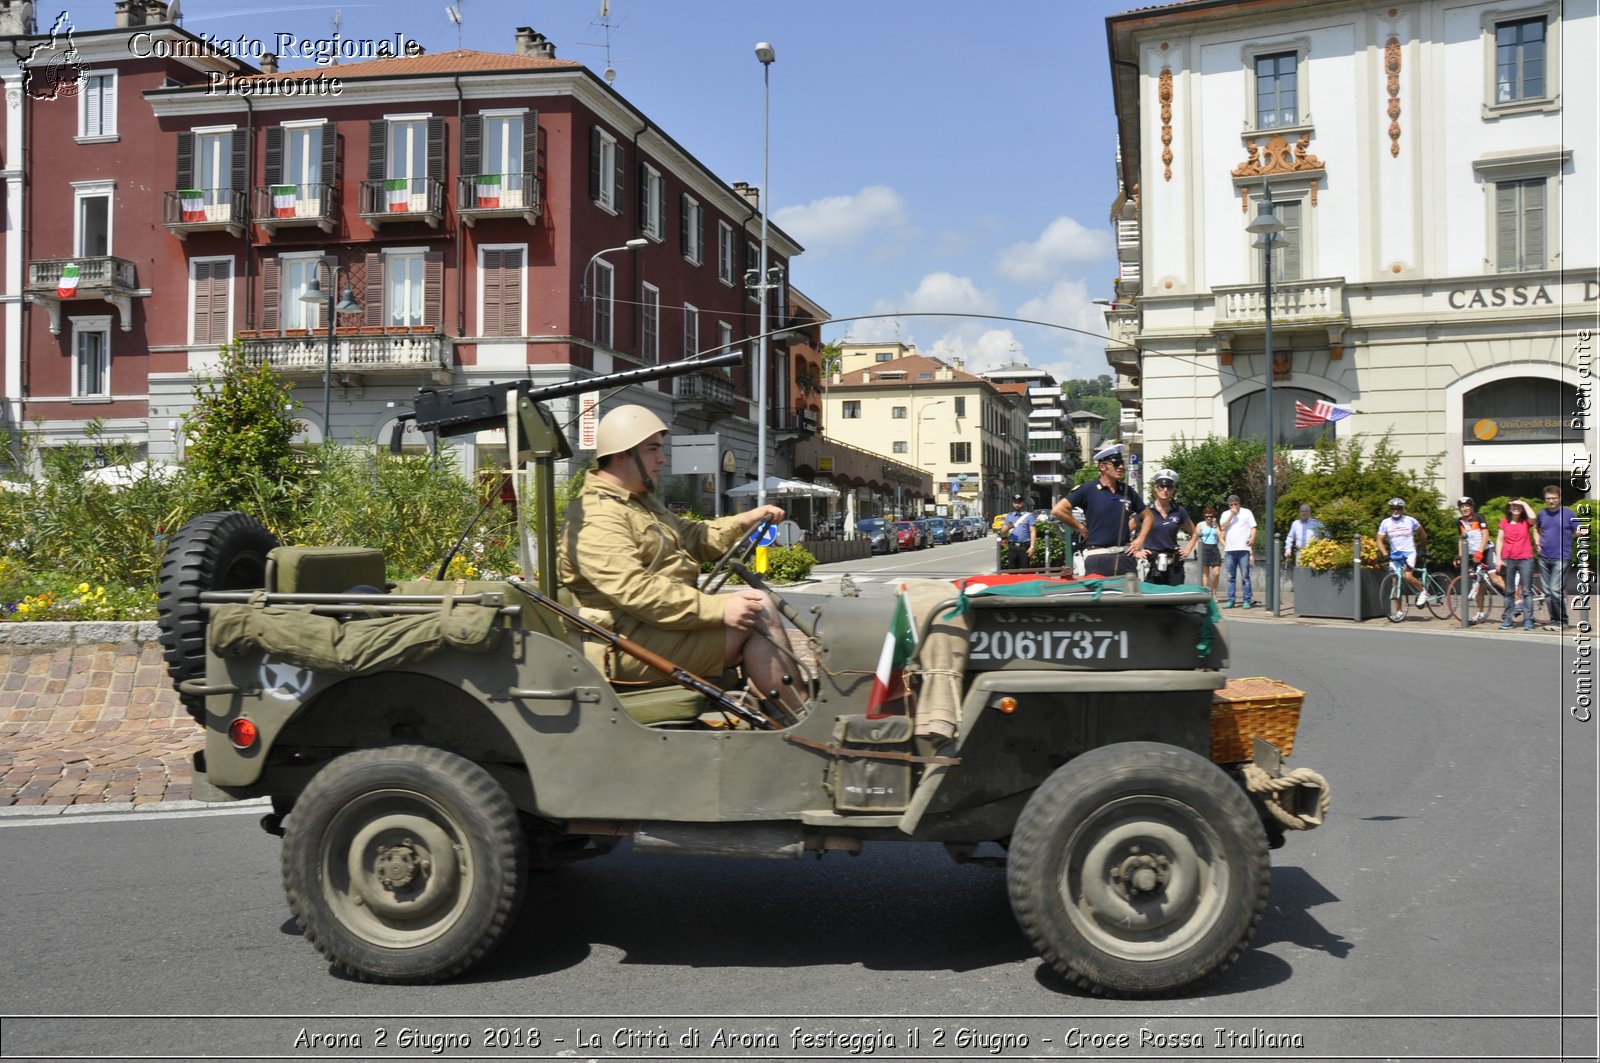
866, 584, 918, 718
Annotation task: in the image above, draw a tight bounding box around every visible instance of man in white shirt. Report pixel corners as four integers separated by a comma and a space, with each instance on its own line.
1218, 494, 1257, 608
1284, 504, 1325, 589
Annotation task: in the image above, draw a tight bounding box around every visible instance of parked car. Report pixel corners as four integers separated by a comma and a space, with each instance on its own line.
913, 519, 935, 548
962, 516, 983, 540
992, 513, 1008, 534
891, 520, 920, 550
855, 517, 899, 554
925, 516, 952, 545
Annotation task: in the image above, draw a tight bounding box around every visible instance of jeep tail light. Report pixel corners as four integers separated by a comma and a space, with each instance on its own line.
228, 717, 259, 749
995, 696, 1018, 714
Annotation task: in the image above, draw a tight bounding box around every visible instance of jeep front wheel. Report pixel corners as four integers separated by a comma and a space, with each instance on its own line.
1006, 741, 1269, 997
282, 746, 528, 984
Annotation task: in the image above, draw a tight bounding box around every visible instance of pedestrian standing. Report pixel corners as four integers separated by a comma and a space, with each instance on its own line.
1218, 494, 1257, 608
1496, 499, 1541, 631
1198, 506, 1223, 595
1283, 504, 1325, 589
1139, 468, 1197, 586
1052, 444, 1151, 577
1534, 486, 1579, 629
1000, 494, 1038, 570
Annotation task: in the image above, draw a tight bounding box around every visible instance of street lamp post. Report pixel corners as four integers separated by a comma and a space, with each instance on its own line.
754, 41, 776, 507
578, 238, 648, 305
1246, 181, 1286, 615
299, 263, 361, 443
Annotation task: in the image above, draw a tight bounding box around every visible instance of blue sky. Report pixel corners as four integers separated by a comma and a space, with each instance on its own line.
191, 0, 1134, 384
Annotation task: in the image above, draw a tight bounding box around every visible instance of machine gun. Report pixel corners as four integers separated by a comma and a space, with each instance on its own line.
389, 351, 745, 595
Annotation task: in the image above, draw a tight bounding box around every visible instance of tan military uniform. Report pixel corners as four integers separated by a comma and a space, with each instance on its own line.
558, 475, 749, 684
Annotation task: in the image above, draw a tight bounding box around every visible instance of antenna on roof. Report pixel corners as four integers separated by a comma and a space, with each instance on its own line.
329, 9, 342, 64
445, 2, 462, 51
575, 0, 632, 84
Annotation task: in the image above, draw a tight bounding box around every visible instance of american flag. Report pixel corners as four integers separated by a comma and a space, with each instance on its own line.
1294, 400, 1354, 429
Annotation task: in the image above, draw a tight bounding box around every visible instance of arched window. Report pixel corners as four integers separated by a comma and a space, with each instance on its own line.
1228, 386, 1338, 448
1464, 377, 1575, 443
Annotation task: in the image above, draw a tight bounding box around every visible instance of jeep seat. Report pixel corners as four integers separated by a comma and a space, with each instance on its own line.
615, 685, 706, 725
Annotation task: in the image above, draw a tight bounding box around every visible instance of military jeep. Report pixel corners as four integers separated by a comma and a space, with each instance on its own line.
158, 354, 1328, 997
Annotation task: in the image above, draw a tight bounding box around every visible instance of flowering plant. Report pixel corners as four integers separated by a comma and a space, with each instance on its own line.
1296, 535, 1385, 572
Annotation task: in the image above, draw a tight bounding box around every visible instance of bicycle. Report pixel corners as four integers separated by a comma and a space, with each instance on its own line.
1380, 553, 1450, 622
1442, 562, 1547, 626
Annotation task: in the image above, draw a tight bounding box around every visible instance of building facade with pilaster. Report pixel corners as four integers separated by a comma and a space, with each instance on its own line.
1105, 0, 1597, 506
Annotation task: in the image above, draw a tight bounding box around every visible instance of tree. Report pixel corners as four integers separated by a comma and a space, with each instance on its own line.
181, 341, 302, 512
1276, 432, 1451, 564
818, 341, 842, 380
1161, 434, 1265, 515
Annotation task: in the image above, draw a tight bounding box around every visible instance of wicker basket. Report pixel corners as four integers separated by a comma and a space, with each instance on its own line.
1210, 676, 1304, 762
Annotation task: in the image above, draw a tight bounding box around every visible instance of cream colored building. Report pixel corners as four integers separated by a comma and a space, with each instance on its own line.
823, 349, 1030, 518
1106, 0, 1597, 505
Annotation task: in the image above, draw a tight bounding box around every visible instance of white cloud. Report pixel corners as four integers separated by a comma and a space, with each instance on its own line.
997, 215, 1114, 284
772, 185, 909, 251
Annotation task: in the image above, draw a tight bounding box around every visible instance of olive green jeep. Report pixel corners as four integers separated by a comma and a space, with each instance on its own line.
157, 354, 1328, 996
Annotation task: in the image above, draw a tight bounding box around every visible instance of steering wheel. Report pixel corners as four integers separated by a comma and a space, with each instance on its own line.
702, 517, 773, 593
727, 559, 815, 639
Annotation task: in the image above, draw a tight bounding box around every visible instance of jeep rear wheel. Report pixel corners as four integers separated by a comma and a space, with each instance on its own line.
1007, 741, 1269, 997
156, 511, 278, 721
282, 746, 528, 984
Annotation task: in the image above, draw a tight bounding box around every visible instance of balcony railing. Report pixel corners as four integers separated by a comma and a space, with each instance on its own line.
1116, 218, 1140, 258
25, 255, 141, 333
774, 409, 819, 434
1213, 277, 1347, 330
675, 372, 737, 413
162, 188, 248, 238
27, 256, 137, 294
237, 329, 451, 374
359, 176, 445, 228
455, 172, 542, 227
253, 182, 340, 234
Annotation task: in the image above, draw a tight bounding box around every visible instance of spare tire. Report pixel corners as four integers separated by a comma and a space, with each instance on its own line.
157, 511, 279, 721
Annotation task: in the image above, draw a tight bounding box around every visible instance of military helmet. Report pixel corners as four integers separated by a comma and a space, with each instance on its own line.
595, 405, 669, 459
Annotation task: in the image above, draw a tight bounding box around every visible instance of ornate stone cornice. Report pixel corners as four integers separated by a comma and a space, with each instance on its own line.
1231, 132, 1326, 210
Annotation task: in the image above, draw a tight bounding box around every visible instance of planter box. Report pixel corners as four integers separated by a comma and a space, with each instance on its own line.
1295, 566, 1388, 620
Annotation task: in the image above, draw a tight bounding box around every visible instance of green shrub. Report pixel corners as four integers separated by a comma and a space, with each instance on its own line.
181, 341, 302, 512
764, 544, 816, 583
1276, 432, 1452, 564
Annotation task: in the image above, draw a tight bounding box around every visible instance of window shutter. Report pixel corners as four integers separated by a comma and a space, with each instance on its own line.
423, 252, 444, 327
613, 137, 625, 209
638, 162, 649, 231
655, 175, 666, 238
480, 249, 503, 337
264, 126, 283, 185
1280, 203, 1301, 281
320, 125, 338, 192
427, 117, 445, 188
1495, 182, 1519, 271
523, 112, 540, 182
103, 75, 115, 133
680, 195, 690, 256
364, 252, 385, 326
461, 114, 482, 175
192, 261, 213, 343
230, 129, 247, 192
503, 249, 523, 336
176, 131, 194, 190
83, 80, 101, 135
1523, 180, 1545, 269
367, 120, 386, 180
588, 126, 601, 202
260, 257, 280, 332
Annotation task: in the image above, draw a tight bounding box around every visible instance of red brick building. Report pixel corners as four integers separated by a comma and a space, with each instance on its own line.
3, 1, 824, 512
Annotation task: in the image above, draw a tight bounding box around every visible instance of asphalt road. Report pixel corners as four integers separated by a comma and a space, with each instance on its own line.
1, 547, 1595, 1061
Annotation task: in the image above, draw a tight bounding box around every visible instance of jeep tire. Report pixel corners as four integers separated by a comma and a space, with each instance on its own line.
282, 745, 528, 984
156, 511, 279, 721
1006, 741, 1270, 997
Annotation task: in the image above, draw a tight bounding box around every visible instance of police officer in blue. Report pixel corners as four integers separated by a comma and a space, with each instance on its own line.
1052, 443, 1151, 577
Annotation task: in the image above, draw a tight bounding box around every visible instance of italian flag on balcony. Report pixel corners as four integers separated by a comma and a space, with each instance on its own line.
474, 173, 500, 209
179, 188, 205, 222
385, 178, 409, 212
56, 262, 80, 299
865, 583, 919, 719
271, 184, 296, 218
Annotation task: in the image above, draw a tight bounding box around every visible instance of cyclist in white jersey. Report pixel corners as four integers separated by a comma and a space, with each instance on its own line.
1377, 498, 1430, 604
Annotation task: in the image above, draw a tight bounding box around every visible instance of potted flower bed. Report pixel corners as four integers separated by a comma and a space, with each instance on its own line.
1294, 536, 1389, 619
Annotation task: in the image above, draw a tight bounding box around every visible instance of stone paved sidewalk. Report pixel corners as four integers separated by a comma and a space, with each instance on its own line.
0, 640, 198, 808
